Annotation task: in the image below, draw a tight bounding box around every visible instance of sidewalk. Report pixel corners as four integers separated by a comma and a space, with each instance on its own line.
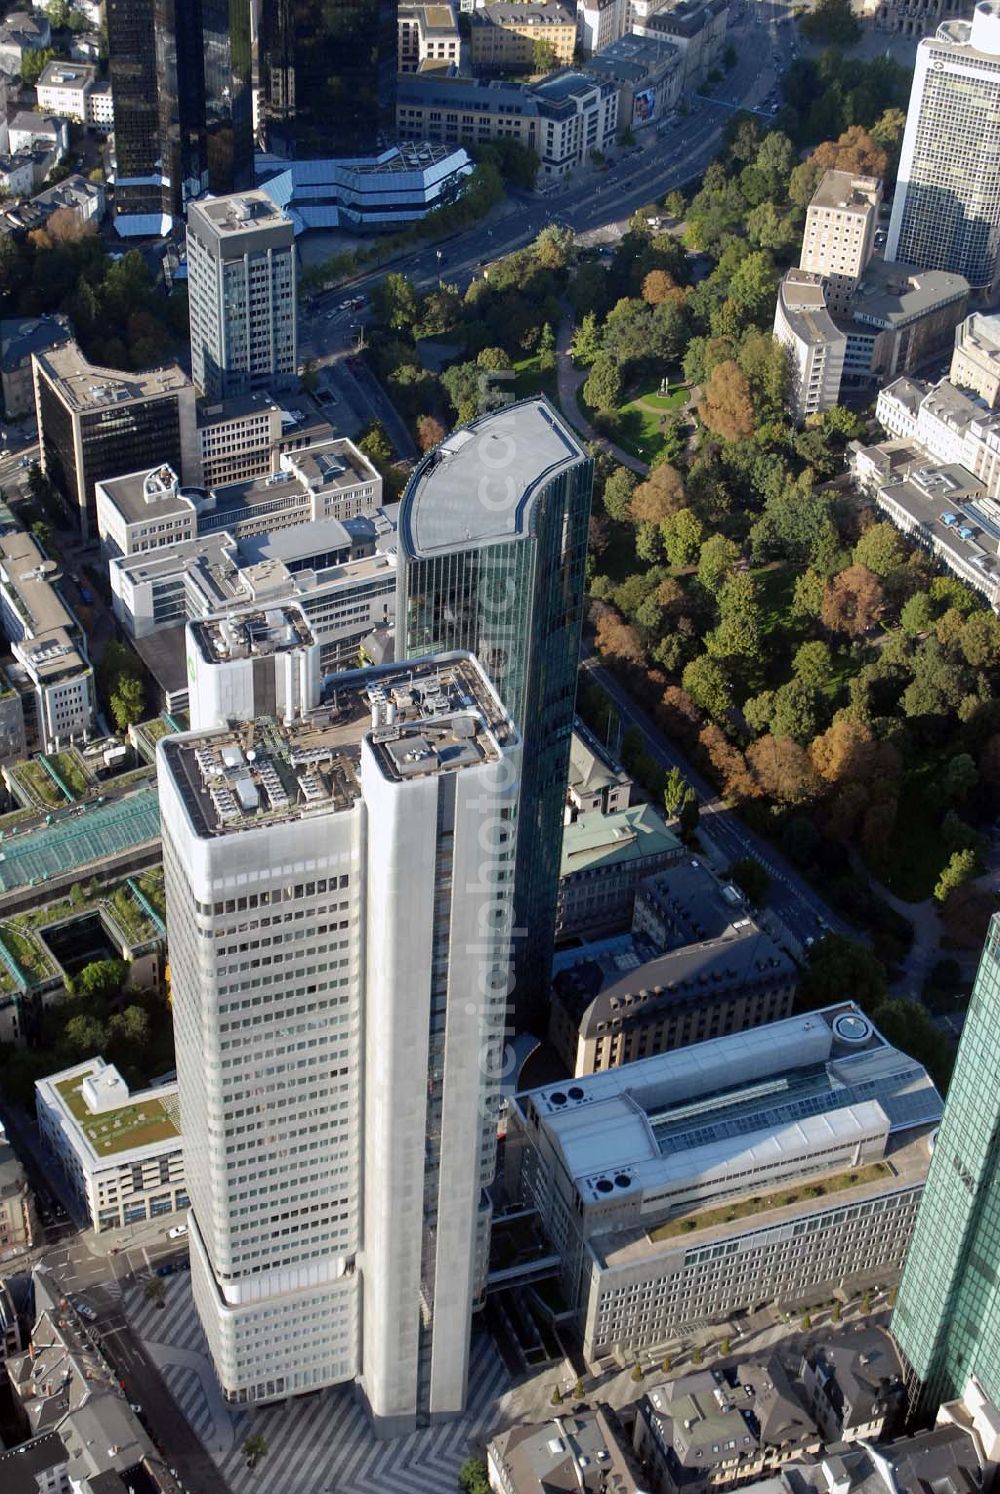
555, 314, 650, 477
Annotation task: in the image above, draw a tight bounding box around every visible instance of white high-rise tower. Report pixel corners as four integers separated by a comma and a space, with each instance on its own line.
158, 653, 519, 1434
887, 3, 1000, 292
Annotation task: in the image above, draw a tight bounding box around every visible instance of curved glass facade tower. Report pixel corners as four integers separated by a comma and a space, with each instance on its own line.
396, 398, 593, 1032
891, 912, 1000, 1416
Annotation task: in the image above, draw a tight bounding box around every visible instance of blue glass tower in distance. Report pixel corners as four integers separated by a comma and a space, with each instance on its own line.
396, 397, 593, 1033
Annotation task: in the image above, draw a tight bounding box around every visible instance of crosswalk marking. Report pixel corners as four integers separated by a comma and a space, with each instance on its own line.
124, 1276, 511, 1493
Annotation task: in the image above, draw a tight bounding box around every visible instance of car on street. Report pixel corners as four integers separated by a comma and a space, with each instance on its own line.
167, 1223, 188, 1239
156, 1262, 178, 1277
71, 1297, 98, 1322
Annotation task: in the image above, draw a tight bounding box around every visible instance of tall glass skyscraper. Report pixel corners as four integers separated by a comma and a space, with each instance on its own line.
396, 398, 593, 1033
887, 2, 1000, 292
891, 913, 1000, 1416
107, 0, 252, 231
257, 0, 397, 158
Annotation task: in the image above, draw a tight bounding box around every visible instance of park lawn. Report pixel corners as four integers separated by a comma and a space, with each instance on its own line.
752, 564, 797, 636
615, 384, 688, 464
872, 760, 952, 902
512, 353, 557, 401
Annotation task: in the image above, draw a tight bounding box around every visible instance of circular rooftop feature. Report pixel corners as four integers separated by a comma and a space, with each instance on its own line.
833, 1012, 872, 1045
568, 1086, 585, 1101
595, 1178, 614, 1194
549, 1091, 567, 1105
614, 1174, 632, 1189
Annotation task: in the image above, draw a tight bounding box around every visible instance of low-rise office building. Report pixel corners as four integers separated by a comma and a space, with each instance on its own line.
396, 69, 619, 176
34, 59, 96, 122
506, 1005, 943, 1368
96, 439, 380, 560
0, 529, 95, 752
256, 141, 475, 234
36, 1057, 187, 1231
7, 111, 68, 161
850, 447, 1000, 611
634, 1358, 821, 1494
399, 1, 462, 71
488, 1406, 646, 1493
800, 1327, 905, 1444
32, 341, 199, 538
0, 10, 50, 74
630, 0, 729, 89
557, 800, 683, 939
85, 79, 113, 131
470, 0, 577, 71
550, 860, 796, 1075
195, 394, 334, 489
585, 32, 684, 131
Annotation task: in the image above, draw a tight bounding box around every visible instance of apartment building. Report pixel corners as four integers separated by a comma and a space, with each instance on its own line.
187, 192, 297, 401
0, 313, 70, 418
585, 32, 684, 131
630, 0, 729, 91
577, 0, 630, 55
470, 0, 577, 71
550, 859, 796, 1075
36, 1058, 186, 1231
634, 1358, 821, 1494
32, 341, 199, 539
0, 529, 95, 751
773, 269, 847, 421
566, 724, 631, 819
949, 311, 1000, 408
800, 1328, 905, 1444
158, 654, 520, 1432
506, 1005, 943, 1367
800, 170, 882, 315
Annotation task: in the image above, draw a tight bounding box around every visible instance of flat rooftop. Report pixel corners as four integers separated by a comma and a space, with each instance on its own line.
598, 1127, 934, 1270
284, 438, 380, 491
809, 169, 880, 213
191, 604, 315, 665
97, 464, 191, 525
40, 1060, 180, 1160
189, 189, 290, 234
847, 260, 969, 329
161, 653, 514, 838
779, 271, 844, 348
0, 529, 74, 637
399, 398, 587, 557
33, 341, 190, 413
516, 1005, 942, 1203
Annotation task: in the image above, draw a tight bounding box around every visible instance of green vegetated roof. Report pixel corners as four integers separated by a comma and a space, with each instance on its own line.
55, 1071, 180, 1155
647, 1162, 891, 1244
0, 789, 161, 892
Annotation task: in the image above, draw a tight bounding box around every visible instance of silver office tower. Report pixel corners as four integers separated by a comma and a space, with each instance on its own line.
396, 397, 593, 1032
186, 191, 298, 401
887, 2, 1000, 292
158, 651, 519, 1433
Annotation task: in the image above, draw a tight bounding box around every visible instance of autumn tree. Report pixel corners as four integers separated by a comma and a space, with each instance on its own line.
820, 565, 885, 638
698, 361, 754, 441
416, 414, 447, 452
630, 463, 685, 524
699, 723, 758, 802
809, 126, 888, 179
595, 608, 645, 665
934, 849, 978, 904
746, 736, 820, 806
641, 268, 678, 305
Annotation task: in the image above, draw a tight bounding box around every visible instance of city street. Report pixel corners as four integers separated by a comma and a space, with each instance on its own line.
580, 654, 847, 948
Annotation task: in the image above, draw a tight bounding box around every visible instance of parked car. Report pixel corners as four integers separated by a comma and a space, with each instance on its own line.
167, 1223, 188, 1239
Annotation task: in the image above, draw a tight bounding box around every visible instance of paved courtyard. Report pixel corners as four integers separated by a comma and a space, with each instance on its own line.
124, 1275, 510, 1494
